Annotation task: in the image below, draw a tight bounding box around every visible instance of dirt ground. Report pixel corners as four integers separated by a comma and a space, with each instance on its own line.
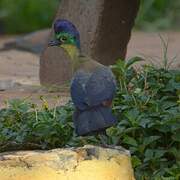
127, 31, 180, 68
0, 31, 179, 108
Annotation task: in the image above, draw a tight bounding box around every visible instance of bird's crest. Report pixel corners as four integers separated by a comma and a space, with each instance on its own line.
53, 19, 80, 49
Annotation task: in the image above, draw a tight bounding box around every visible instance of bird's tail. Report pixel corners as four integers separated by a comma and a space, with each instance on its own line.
73, 106, 117, 136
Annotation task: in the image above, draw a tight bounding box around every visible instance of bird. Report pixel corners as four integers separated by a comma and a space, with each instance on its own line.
49, 19, 117, 137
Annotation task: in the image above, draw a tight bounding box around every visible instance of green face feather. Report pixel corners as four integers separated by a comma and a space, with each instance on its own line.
55, 32, 77, 47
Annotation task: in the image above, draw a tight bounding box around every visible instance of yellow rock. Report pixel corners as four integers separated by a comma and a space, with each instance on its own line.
0, 145, 135, 180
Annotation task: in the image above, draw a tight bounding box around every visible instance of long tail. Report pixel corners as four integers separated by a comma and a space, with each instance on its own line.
73, 105, 117, 136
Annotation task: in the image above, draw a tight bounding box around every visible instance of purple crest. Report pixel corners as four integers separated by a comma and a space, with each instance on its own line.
54, 19, 80, 48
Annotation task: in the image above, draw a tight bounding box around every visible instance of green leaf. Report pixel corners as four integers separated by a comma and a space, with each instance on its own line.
132, 155, 142, 168
143, 136, 161, 146
172, 131, 180, 142
125, 56, 144, 69
123, 136, 138, 146
144, 149, 154, 162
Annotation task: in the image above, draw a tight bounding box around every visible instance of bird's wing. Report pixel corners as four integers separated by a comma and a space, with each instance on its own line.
85, 67, 116, 107
70, 71, 91, 110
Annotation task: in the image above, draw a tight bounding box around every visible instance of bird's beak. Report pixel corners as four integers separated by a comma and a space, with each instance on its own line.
48, 39, 61, 47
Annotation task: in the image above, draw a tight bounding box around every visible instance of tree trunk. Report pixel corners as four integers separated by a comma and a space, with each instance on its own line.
40, 0, 140, 86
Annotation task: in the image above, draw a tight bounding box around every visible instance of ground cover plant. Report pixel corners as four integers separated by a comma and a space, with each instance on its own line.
0, 45, 179, 179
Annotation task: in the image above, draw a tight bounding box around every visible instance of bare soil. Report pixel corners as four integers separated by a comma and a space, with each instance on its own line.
127, 31, 180, 68
0, 31, 179, 108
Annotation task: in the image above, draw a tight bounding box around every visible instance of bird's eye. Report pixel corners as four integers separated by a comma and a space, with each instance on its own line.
60, 36, 67, 42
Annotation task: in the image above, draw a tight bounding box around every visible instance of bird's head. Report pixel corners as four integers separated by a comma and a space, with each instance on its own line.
49, 19, 80, 52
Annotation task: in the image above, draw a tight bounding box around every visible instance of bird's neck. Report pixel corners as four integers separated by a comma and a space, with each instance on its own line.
61, 44, 80, 59
60, 44, 82, 73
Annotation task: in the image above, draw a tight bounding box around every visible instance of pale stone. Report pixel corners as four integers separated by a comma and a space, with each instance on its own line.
0, 145, 135, 180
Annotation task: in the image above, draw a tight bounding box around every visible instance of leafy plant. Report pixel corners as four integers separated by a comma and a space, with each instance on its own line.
0, 98, 74, 151
135, 0, 180, 31
110, 57, 180, 179
0, 51, 180, 179
0, 0, 59, 33
1, 0, 180, 33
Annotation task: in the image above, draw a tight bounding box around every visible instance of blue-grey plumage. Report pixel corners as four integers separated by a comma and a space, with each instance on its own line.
73, 106, 117, 136
71, 66, 117, 136
86, 67, 116, 107
49, 19, 117, 136
70, 71, 91, 110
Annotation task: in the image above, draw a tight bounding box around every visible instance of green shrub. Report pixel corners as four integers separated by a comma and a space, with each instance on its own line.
110, 58, 180, 179
0, 43, 180, 178
136, 0, 180, 31
0, 0, 59, 33
1, 0, 180, 33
